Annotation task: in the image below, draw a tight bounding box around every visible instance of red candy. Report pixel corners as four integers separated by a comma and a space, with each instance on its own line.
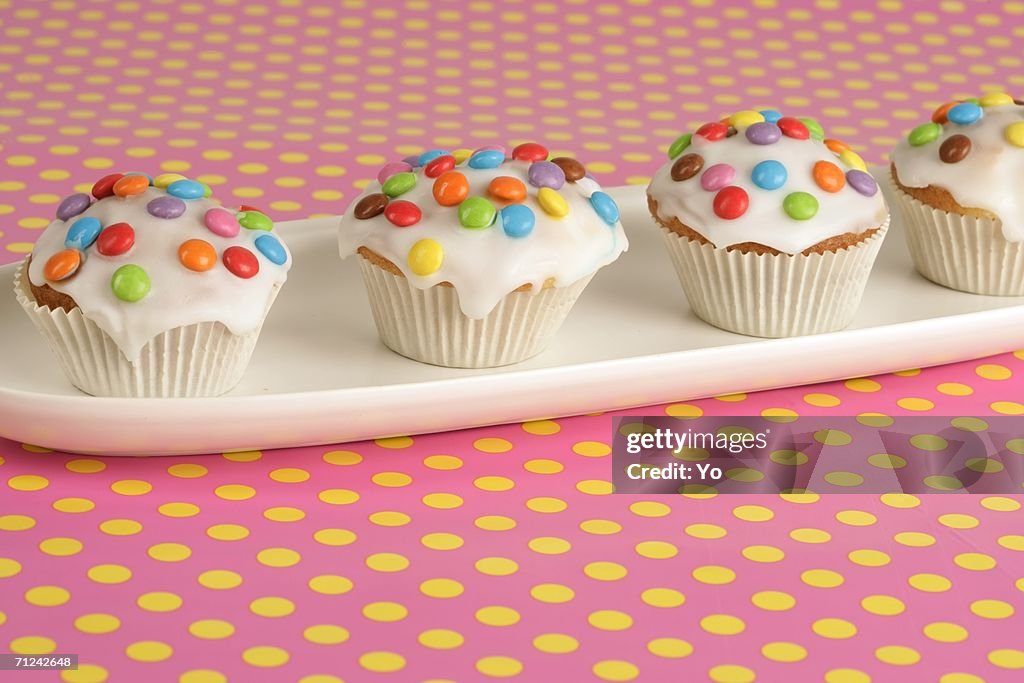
92, 173, 124, 199
96, 222, 135, 256
511, 142, 549, 162
424, 155, 455, 178
223, 246, 260, 279
384, 200, 422, 227
712, 186, 749, 220
696, 122, 729, 141
239, 204, 264, 214
777, 117, 810, 140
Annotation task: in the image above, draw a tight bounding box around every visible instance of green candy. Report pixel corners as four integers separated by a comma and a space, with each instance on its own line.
238, 211, 273, 231
458, 196, 496, 229
111, 264, 151, 303
382, 171, 416, 198
799, 117, 825, 141
668, 133, 692, 159
908, 122, 942, 147
783, 191, 819, 221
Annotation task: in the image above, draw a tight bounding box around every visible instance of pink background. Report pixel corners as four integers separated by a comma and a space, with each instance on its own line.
2, 1, 1024, 681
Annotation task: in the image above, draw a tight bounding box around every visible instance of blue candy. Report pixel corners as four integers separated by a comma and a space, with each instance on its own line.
65, 216, 102, 250
167, 178, 205, 199
589, 191, 620, 226
254, 234, 288, 265
468, 150, 505, 169
418, 149, 449, 166
759, 109, 783, 123
402, 155, 422, 168
751, 159, 787, 190
501, 204, 535, 238
948, 102, 983, 126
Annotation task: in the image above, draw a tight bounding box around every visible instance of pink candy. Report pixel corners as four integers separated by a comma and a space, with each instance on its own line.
204, 208, 240, 238
377, 162, 413, 185
700, 164, 736, 192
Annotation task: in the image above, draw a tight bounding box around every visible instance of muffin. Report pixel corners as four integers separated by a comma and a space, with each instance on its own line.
890, 92, 1024, 295
338, 143, 628, 368
647, 110, 890, 337
15, 173, 291, 397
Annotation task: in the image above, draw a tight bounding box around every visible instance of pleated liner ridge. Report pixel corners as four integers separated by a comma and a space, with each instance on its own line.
14, 261, 273, 397
890, 182, 1024, 297
660, 217, 889, 338
358, 258, 593, 368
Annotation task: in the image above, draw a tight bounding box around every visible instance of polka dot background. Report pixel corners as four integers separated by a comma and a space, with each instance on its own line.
2, 1, 1024, 681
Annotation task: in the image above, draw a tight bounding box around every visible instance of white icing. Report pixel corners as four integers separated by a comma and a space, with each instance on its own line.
647, 131, 889, 254
338, 159, 628, 319
27, 187, 291, 362
891, 103, 1024, 242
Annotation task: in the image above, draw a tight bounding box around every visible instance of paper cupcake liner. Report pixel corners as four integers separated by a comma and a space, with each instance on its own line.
358, 259, 593, 368
889, 183, 1024, 296
659, 218, 889, 338
14, 262, 271, 397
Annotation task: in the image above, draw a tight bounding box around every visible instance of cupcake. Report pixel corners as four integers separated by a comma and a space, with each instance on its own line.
338, 143, 628, 368
15, 173, 291, 397
890, 92, 1024, 295
647, 110, 890, 338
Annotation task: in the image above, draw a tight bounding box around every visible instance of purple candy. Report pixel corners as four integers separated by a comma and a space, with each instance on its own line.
846, 169, 878, 197
378, 161, 413, 186
56, 193, 91, 222
402, 155, 422, 168
700, 163, 736, 192
527, 160, 566, 190
475, 144, 506, 155
146, 195, 187, 219
745, 122, 781, 145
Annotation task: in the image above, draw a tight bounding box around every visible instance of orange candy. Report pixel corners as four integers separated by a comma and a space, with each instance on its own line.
432, 171, 469, 207
178, 239, 217, 272
43, 248, 82, 282
932, 101, 957, 124
824, 138, 850, 155
487, 176, 527, 203
813, 161, 846, 193
113, 175, 150, 197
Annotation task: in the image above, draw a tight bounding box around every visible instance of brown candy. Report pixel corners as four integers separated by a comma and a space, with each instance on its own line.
671, 153, 704, 182
939, 134, 971, 164
550, 157, 586, 182
1015, 98, 1024, 106
354, 193, 388, 219
725, 126, 738, 138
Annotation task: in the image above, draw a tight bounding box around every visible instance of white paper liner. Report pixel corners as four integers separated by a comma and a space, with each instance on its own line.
14, 262, 272, 397
358, 259, 593, 368
889, 182, 1024, 296
659, 218, 889, 338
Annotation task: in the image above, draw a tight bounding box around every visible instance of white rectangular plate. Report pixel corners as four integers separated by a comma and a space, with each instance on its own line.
3, 178, 1024, 456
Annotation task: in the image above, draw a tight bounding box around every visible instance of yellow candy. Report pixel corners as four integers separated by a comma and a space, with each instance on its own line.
537, 187, 570, 218
839, 149, 867, 172
979, 92, 1014, 108
153, 173, 187, 189
729, 110, 765, 128
408, 238, 444, 276
452, 149, 473, 165
1004, 121, 1024, 148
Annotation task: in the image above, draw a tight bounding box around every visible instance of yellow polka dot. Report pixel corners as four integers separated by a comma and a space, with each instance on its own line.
318, 488, 360, 505
647, 638, 693, 658
363, 601, 408, 622
0, 557, 22, 578
909, 572, 952, 592
366, 552, 409, 572
206, 524, 250, 541
992, 401, 1024, 415
741, 545, 785, 563
167, 463, 207, 478
323, 450, 362, 466
977, 363, 1012, 380
147, 542, 192, 562
813, 617, 858, 638
875, 645, 921, 666
474, 437, 512, 453
971, 599, 1015, 619
474, 515, 515, 531
75, 613, 121, 635
66, 458, 106, 473
802, 569, 845, 588
522, 419, 561, 435
762, 641, 808, 663
751, 590, 795, 611
692, 565, 736, 585
525, 496, 568, 513
700, 614, 746, 635
862, 594, 905, 616
125, 641, 173, 663
0, 514, 36, 531
214, 484, 255, 500
301, 625, 350, 646
263, 506, 305, 522
424, 455, 463, 470
39, 537, 83, 557
836, 510, 877, 526
137, 591, 183, 612
197, 570, 242, 590
938, 513, 979, 529
99, 519, 143, 536
880, 493, 920, 509
247, 596, 295, 618
894, 531, 935, 547
666, 403, 703, 418
311, 528, 356, 547
242, 646, 290, 668
989, 649, 1024, 669
527, 536, 571, 555
420, 578, 464, 599
685, 523, 727, 539
981, 496, 1021, 511
804, 392, 841, 407
924, 621, 968, 643
580, 519, 622, 534
848, 549, 891, 567
954, 552, 996, 570
640, 587, 685, 608
790, 527, 831, 544
87, 564, 131, 584
179, 671, 226, 683
573, 440, 611, 457
824, 669, 871, 683
7, 475, 49, 491
269, 467, 310, 483
592, 660, 639, 682
110, 479, 152, 496
372, 471, 412, 487
188, 619, 236, 640
52, 497, 96, 513
588, 609, 634, 631
256, 548, 301, 568
533, 633, 579, 654
60, 664, 110, 683
708, 665, 755, 683
10, 636, 56, 654
422, 493, 463, 509
628, 501, 670, 518
308, 575, 353, 595
635, 540, 678, 559
222, 450, 262, 462
937, 382, 973, 396
584, 561, 627, 581
732, 504, 773, 521
477, 656, 524, 678
845, 378, 881, 392
475, 476, 515, 491
158, 502, 200, 518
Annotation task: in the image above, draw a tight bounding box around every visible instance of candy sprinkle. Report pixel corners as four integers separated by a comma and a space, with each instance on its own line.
939, 134, 971, 163
166, 178, 205, 200
418, 150, 449, 166
56, 193, 91, 221
750, 159, 787, 190
527, 160, 566, 190
777, 117, 810, 140
783, 191, 819, 220
96, 222, 135, 256
671, 153, 704, 182
947, 102, 983, 126
147, 195, 187, 219
729, 110, 765, 128
91, 173, 123, 199
204, 207, 241, 237
44, 248, 82, 282
1004, 121, 1024, 148
153, 173, 187, 189
65, 216, 102, 250
111, 264, 151, 302
500, 204, 535, 238
667, 133, 693, 159
700, 163, 736, 192
589, 191, 619, 226
238, 211, 273, 231
424, 155, 455, 178
223, 246, 260, 279
838, 149, 868, 172
432, 171, 470, 206
384, 200, 423, 227
979, 92, 1014, 108
381, 171, 416, 198
745, 122, 781, 145
799, 117, 825, 141
696, 122, 729, 141
458, 196, 497, 228
759, 109, 783, 123
511, 142, 549, 162
178, 239, 218, 272
407, 238, 444, 276
712, 186, 749, 220
551, 157, 586, 182
255, 234, 288, 266
812, 161, 846, 193
113, 175, 150, 198
377, 161, 412, 186
537, 187, 570, 218
932, 101, 957, 124
468, 150, 505, 169
908, 122, 942, 146
846, 170, 879, 197
353, 193, 389, 220
488, 176, 528, 203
